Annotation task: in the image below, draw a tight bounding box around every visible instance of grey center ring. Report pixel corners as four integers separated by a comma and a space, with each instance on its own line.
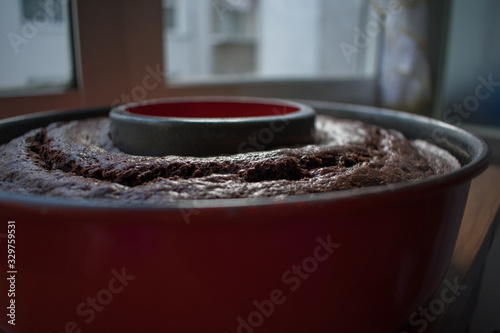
109, 96, 316, 157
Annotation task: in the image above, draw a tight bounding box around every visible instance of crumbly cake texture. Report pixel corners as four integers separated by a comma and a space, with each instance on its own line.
0, 116, 460, 203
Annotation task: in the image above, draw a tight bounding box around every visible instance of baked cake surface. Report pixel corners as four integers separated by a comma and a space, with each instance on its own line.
0, 116, 460, 203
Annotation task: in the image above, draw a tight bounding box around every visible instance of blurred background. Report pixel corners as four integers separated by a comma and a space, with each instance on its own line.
0, 0, 499, 331
0, 0, 499, 157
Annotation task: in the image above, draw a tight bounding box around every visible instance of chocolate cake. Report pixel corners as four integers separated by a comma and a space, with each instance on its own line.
0, 115, 460, 203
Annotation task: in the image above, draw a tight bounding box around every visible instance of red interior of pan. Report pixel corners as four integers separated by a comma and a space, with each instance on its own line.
127, 102, 299, 118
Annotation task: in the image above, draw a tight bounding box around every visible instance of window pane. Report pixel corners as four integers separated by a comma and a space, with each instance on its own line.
0, 0, 74, 92
163, 0, 377, 82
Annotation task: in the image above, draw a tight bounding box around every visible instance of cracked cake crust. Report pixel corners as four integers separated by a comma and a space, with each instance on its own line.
0, 115, 460, 203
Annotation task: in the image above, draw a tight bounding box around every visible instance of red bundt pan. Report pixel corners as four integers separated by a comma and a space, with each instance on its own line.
0, 99, 490, 333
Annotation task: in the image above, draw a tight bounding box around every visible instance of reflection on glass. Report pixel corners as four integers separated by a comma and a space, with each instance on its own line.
0, 0, 74, 92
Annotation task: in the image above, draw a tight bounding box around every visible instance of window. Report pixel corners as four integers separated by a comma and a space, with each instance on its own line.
0, 0, 385, 118
164, 0, 379, 82
0, 0, 73, 92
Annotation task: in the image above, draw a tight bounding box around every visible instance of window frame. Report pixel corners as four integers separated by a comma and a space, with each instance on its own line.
2, 0, 440, 120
